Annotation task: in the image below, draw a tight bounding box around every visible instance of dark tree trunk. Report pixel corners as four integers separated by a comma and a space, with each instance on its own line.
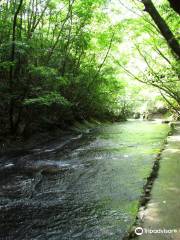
141, 0, 180, 59
9, 0, 23, 134
168, 0, 180, 15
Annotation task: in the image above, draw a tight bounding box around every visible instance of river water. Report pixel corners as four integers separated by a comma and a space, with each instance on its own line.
0, 120, 169, 240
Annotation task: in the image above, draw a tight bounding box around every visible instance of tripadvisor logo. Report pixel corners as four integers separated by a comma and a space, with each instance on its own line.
135, 227, 144, 236
134, 227, 178, 236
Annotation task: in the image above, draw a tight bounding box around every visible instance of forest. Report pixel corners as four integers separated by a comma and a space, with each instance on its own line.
0, 1, 180, 239
0, 0, 179, 140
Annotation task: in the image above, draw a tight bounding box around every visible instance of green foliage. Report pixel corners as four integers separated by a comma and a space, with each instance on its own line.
0, 0, 128, 135
24, 92, 71, 107
116, 0, 180, 115
1, 0, 179, 136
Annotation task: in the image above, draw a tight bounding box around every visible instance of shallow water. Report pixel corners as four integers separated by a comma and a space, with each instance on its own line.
0, 120, 169, 240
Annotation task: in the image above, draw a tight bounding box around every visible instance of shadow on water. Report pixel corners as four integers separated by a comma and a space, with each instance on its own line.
0, 120, 169, 240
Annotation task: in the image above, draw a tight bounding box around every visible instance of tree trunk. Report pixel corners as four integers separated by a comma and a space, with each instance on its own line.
141, 0, 180, 59
9, 0, 23, 134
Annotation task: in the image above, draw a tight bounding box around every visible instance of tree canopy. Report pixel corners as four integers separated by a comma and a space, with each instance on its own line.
0, 0, 179, 137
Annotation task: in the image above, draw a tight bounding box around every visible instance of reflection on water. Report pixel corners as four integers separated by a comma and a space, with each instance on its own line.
0, 121, 169, 240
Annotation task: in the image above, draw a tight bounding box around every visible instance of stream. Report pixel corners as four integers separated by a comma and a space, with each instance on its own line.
0, 120, 169, 240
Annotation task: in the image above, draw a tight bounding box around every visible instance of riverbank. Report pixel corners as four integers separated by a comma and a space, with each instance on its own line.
127, 122, 180, 239
0, 120, 101, 156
